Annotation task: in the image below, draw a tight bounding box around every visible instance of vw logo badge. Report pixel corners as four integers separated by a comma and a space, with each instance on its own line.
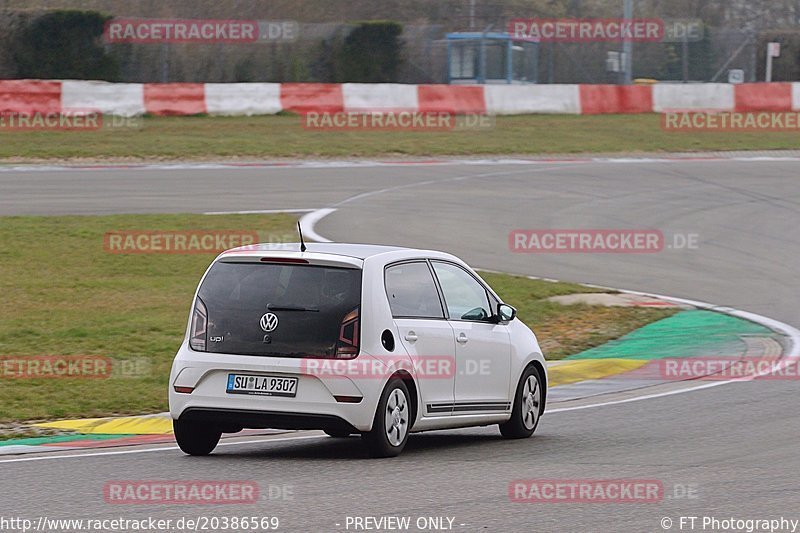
260, 312, 279, 332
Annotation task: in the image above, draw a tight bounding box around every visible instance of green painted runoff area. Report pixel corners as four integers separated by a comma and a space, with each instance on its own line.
566, 310, 771, 361
0, 433, 136, 446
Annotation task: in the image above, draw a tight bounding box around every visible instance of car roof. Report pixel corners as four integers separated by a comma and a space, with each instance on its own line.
214, 242, 498, 300
226, 242, 428, 260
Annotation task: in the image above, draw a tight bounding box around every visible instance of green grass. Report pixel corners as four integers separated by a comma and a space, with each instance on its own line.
480, 272, 677, 360
1, 114, 798, 161
0, 214, 673, 423
0, 213, 298, 422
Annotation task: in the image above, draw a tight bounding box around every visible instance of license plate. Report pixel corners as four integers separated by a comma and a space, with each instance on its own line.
226, 374, 298, 397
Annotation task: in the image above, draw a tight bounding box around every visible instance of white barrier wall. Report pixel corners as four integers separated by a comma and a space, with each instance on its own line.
204, 83, 282, 116
61, 80, 145, 117
342, 83, 419, 112
484, 85, 582, 115
13, 79, 795, 117
792, 83, 800, 111
653, 83, 734, 112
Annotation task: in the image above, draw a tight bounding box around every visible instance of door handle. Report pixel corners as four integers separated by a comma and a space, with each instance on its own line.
457, 333, 469, 344
404, 332, 418, 342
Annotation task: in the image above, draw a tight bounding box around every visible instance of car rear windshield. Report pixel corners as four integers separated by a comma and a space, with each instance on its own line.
197, 261, 362, 357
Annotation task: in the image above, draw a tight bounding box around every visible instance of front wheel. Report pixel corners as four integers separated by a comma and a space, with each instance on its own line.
173, 419, 221, 456
499, 366, 543, 439
362, 378, 410, 458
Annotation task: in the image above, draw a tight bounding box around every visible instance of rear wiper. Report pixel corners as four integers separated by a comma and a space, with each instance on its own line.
267, 304, 319, 312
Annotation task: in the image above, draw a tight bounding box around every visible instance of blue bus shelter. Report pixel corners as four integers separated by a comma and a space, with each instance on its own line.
446, 31, 539, 84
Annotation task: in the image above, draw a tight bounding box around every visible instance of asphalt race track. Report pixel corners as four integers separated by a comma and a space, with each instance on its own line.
2, 156, 800, 532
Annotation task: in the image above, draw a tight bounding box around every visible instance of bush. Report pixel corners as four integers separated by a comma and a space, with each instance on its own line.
335, 21, 404, 83
13, 10, 120, 80
640, 24, 715, 82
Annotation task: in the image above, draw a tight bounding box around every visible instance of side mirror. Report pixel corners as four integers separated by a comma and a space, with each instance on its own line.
497, 303, 516, 322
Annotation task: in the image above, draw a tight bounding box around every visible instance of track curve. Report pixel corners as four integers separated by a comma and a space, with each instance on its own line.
1, 156, 799, 531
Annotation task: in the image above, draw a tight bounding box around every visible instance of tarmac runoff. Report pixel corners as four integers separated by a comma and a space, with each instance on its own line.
0, 303, 779, 455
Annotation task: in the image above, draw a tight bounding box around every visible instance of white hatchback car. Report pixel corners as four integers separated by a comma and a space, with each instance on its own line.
169, 243, 547, 457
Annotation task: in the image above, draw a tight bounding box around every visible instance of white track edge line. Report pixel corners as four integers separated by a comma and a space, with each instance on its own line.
3, 156, 800, 173
204, 209, 317, 215
300, 208, 336, 243
0, 435, 326, 464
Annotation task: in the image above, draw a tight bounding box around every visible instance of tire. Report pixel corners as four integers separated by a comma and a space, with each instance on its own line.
362, 378, 411, 458
324, 429, 353, 438
173, 419, 222, 456
499, 365, 544, 439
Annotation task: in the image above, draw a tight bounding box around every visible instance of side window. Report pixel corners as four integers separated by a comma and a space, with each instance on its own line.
384, 262, 445, 319
431, 262, 492, 321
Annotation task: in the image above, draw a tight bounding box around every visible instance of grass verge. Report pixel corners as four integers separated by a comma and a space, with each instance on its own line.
1, 113, 798, 161
479, 272, 677, 360
0, 214, 674, 424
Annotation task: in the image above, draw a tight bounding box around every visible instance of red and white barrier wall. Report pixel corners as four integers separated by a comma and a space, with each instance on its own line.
3, 79, 800, 116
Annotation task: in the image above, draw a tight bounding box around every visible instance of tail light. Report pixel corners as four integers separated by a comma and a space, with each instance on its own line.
334, 306, 360, 359
189, 298, 208, 352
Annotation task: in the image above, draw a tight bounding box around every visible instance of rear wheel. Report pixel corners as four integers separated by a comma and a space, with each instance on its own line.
362, 378, 410, 458
173, 419, 221, 456
499, 366, 543, 439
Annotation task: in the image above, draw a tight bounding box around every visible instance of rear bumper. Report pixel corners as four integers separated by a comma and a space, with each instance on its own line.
168, 344, 396, 432
179, 407, 359, 433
